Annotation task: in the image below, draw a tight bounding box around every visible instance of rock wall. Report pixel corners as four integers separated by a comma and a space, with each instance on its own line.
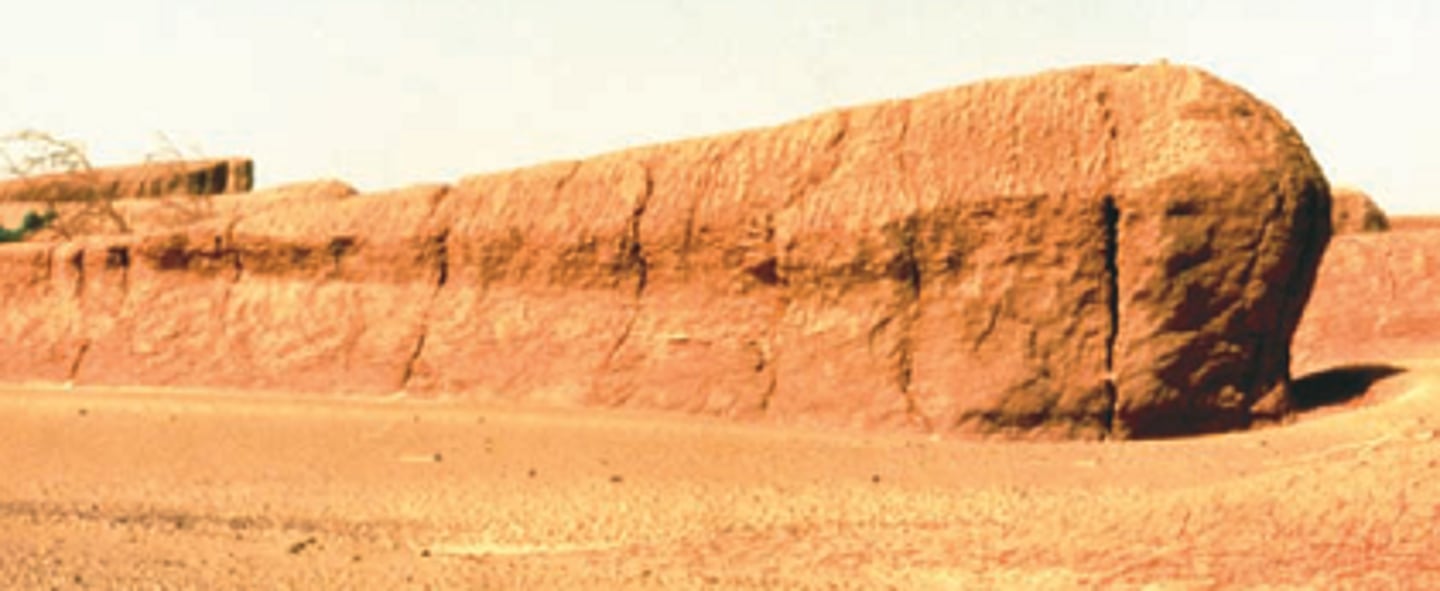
1293, 228, 1440, 374
1386, 215, 1440, 233
0, 63, 1331, 439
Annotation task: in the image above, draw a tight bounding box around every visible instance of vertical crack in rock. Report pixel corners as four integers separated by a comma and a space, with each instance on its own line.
886, 216, 932, 430
222, 215, 247, 282
757, 211, 785, 413
399, 332, 428, 388
105, 246, 131, 295
599, 164, 654, 406
1101, 195, 1121, 434
628, 166, 653, 297
399, 230, 450, 388
67, 340, 91, 382
756, 330, 779, 412
434, 230, 450, 288
399, 187, 454, 391
972, 305, 1003, 353
326, 236, 355, 278
69, 248, 85, 300
204, 234, 238, 317
1097, 81, 1122, 436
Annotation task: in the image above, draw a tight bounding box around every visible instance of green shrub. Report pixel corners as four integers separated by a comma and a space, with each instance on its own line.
0, 209, 58, 243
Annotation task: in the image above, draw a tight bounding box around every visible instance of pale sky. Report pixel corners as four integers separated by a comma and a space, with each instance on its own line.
2, 1, 1435, 212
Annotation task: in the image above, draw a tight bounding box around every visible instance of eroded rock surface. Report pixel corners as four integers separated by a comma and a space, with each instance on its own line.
0, 63, 1331, 438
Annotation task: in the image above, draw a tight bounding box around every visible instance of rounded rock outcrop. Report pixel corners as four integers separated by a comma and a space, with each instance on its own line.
0, 63, 1332, 439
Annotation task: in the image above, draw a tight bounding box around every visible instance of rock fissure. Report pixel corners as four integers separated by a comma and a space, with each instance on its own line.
886, 216, 931, 429
755, 207, 785, 414
398, 332, 427, 388
430, 230, 450, 288
972, 304, 1003, 353
68, 248, 85, 300
67, 340, 90, 382
595, 165, 654, 406
1095, 77, 1122, 436
398, 187, 453, 390
1100, 195, 1121, 434
105, 246, 130, 288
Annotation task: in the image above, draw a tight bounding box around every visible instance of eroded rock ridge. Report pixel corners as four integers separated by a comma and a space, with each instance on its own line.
0, 64, 1332, 438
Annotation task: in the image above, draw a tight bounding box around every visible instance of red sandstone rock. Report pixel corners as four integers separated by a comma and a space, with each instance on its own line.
1389, 215, 1440, 232
0, 63, 1331, 439
1293, 229, 1440, 374
415, 62, 1330, 438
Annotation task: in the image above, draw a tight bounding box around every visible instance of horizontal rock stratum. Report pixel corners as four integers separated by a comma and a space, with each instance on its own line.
0, 63, 1331, 439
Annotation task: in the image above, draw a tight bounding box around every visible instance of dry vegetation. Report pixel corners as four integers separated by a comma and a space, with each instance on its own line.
0, 129, 217, 239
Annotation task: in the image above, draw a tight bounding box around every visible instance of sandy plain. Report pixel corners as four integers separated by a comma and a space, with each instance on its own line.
1, 352, 1437, 589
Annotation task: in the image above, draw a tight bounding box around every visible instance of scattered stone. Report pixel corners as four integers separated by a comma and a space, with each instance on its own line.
287, 536, 318, 555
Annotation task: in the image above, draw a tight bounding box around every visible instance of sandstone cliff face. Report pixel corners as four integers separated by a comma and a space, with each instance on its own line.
0, 64, 1331, 439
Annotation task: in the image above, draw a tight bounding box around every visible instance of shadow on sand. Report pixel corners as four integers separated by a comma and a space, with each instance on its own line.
1290, 363, 1407, 412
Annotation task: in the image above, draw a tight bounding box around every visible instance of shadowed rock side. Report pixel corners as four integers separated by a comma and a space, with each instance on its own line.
0, 63, 1330, 439
1293, 229, 1440, 375
0, 158, 254, 203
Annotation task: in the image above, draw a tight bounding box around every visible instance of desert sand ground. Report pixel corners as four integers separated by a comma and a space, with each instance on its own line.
1, 356, 1437, 589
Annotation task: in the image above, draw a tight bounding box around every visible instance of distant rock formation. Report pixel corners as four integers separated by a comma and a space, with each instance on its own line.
1293, 228, 1440, 374
0, 158, 253, 203
1330, 186, 1390, 234
0, 63, 1332, 439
